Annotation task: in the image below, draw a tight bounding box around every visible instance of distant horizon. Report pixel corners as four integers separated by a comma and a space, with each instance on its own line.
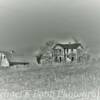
0, 37, 98, 57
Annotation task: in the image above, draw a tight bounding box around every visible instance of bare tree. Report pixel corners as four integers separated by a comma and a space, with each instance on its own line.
35, 40, 57, 64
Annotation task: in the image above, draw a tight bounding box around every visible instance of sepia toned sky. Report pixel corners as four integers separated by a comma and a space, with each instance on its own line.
0, 0, 100, 55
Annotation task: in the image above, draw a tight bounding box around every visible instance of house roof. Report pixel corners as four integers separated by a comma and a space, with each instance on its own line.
53, 43, 84, 50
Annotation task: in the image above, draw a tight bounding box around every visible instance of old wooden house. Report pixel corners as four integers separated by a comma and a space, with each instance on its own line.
52, 43, 84, 63
36, 40, 85, 64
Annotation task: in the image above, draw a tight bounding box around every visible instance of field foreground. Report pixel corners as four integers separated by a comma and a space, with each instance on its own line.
0, 62, 100, 100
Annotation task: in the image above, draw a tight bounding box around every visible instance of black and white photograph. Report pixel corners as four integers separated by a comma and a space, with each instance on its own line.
0, 0, 100, 100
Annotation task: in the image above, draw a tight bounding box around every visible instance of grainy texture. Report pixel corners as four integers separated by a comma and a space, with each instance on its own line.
0, 62, 99, 100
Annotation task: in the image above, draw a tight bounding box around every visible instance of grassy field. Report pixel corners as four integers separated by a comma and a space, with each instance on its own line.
0, 61, 100, 100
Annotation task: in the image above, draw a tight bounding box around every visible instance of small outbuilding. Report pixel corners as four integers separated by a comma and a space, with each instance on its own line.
0, 51, 11, 67
0, 51, 30, 67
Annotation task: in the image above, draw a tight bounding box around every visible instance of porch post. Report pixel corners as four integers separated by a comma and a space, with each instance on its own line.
64, 48, 66, 62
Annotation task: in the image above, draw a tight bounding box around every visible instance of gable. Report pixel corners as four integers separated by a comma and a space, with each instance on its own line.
54, 45, 63, 50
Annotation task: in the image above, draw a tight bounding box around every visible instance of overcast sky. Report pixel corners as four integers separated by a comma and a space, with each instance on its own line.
0, 0, 100, 55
